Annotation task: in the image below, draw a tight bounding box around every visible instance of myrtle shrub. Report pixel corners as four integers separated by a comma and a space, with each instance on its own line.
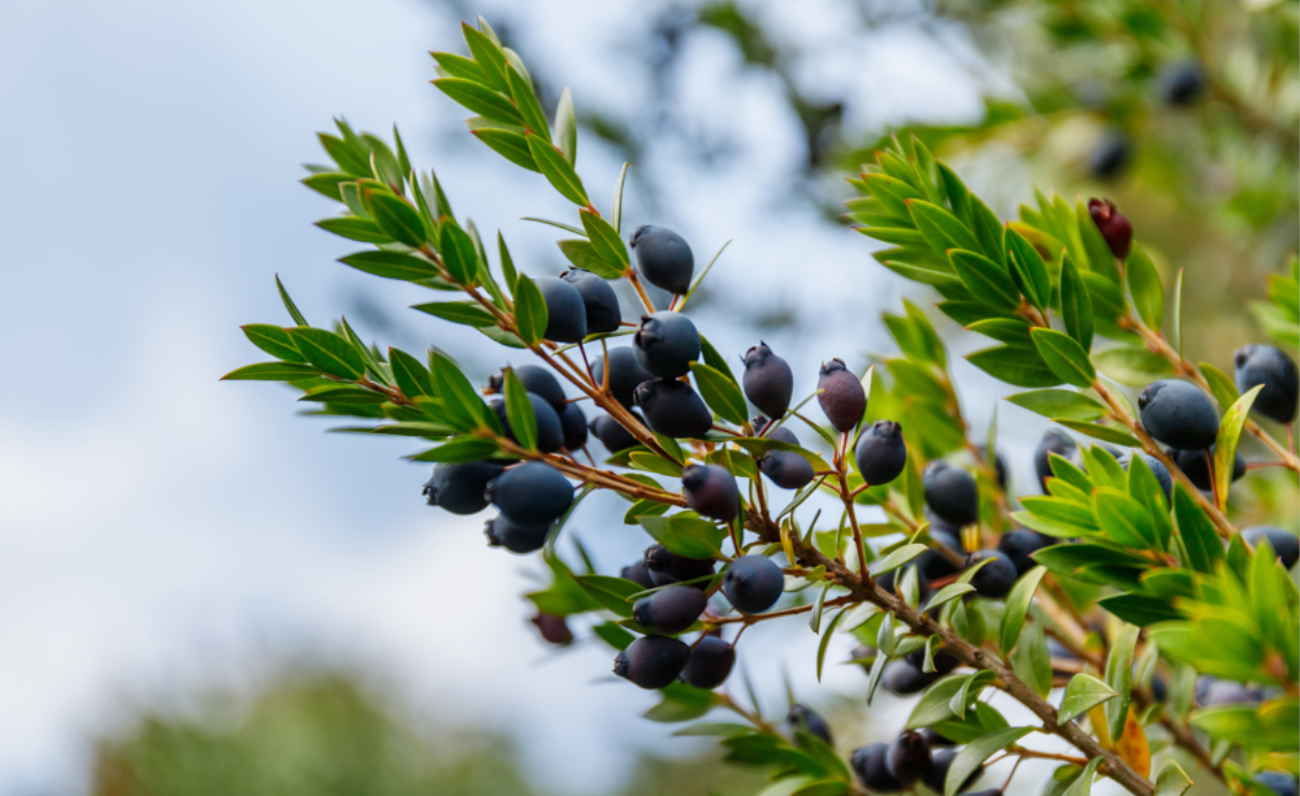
227, 19, 1299, 796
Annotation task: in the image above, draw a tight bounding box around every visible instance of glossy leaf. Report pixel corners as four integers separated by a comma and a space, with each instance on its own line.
1126, 246, 1164, 329
640, 514, 726, 560
1213, 384, 1262, 509
513, 275, 548, 345
1059, 673, 1117, 722
944, 726, 1033, 796
526, 133, 589, 206
998, 566, 1048, 652
1005, 389, 1105, 421
690, 362, 748, 426
1031, 328, 1094, 387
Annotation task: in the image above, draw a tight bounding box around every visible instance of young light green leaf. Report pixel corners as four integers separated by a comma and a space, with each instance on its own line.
1213, 384, 1263, 509
1060, 757, 1103, 796
998, 566, 1048, 652
1004, 228, 1051, 309
1126, 246, 1164, 330
558, 238, 624, 279
966, 344, 1059, 387
513, 274, 548, 345
1170, 267, 1185, 354
923, 582, 975, 613
908, 200, 981, 254
553, 87, 577, 164
640, 514, 726, 559
868, 543, 928, 576
1103, 622, 1139, 740
944, 726, 1033, 796
1030, 328, 1094, 387
1059, 254, 1094, 350
1058, 673, 1117, 722
612, 162, 630, 233
816, 606, 849, 682
504, 65, 550, 142
906, 674, 968, 728
1197, 361, 1239, 410
432, 78, 521, 125
470, 128, 537, 171
690, 361, 748, 426
948, 249, 1020, 310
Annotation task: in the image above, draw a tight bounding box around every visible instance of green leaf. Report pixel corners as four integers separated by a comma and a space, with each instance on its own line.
966, 344, 1059, 387
411, 300, 497, 327
1169, 268, 1185, 353
1097, 593, 1181, 626
698, 335, 740, 388
1005, 228, 1051, 309
1031, 328, 1094, 387
1093, 346, 1174, 387
906, 674, 968, 728
816, 606, 849, 681
592, 621, 635, 650
868, 543, 928, 576
1197, 361, 1239, 410
1213, 384, 1262, 509
290, 328, 366, 379
429, 349, 499, 432
315, 215, 389, 243
1006, 389, 1105, 421
460, 22, 508, 90
221, 361, 319, 381
908, 200, 981, 253
923, 582, 975, 613
274, 275, 309, 326
1059, 255, 1094, 350
409, 436, 499, 462
1126, 246, 1164, 329
438, 223, 479, 285
317, 132, 369, 176
366, 192, 428, 248
1011, 622, 1052, 697
504, 65, 550, 140
513, 275, 548, 345
338, 250, 438, 281
1172, 484, 1222, 572
1092, 487, 1158, 549
944, 726, 1033, 796
432, 78, 521, 125
241, 324, 303, 362
1103, 622, 1139, 740
557, 238, 624, 279
580, 209, 629, 270
553, 87, 577, 164
500, 367, 539, 450
300, 171, 351, 200
690, 362, 747, 426
948, 249, 1019, 309
470, 128, 537, 171
572, 575, 641, 616
966, 317, 1031, 345
1061, 757, 1103, 796
1056, 420, 1140, 447
640, 514, 725, 560
643, 683, 717, 722
1154, 760, 1193, 796
998, 566, 1048, 652
1058, 673, 1117, 722
388, 348, 432, 398
611, 162, 630, 233
526, 133, 589, 206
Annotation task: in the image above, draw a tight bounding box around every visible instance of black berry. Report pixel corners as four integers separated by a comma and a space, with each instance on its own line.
422, 460, 505, 514
851, 743, 902, 791
486, 461, 573, 525
967, 550, 1017, 599
645, 544, 715, 587
1089, 129, 1132, 181
1196, 676, 1265, 707
923, 461, 979, 527
998, 529, 1053, 577
920, 727, 955, 747
534, 275, 588, 343
1138, 379, 1220, 450
621, 559, 656, 589
590, 412, 642, 453
1242, 526, 1299, 569
757, 425, 815, 489
682, 464, 740, 522
683, 635, 736, 689
1159, 58, 1205, 106
1234, 344, 1298, 424
491, 394, 564, 453
591, 346, 654, 408
787, 703, 832, 744
634, 311, 700, 378
855, 420, 908, 485
1034, 428, 1078, 493
559, 402, 588, 450
630, 224, 694, 294
530, 613, 573, 646
633, 584, 708, 634
923, 746, 980, 793
885, 729, 932, 786
560, 267, 621, 334
1170, 446, 1245, 491
614, 635, 689, 689
723, 555, 784, 613
882, 658, 938, 695
917, 527, 965, 580
488, 364, 565, 413
635, 378, 712, 438
483, 514, 550, 553
904, 645, 960, 676
817, 358, 866, 432
742, 342, 794, 419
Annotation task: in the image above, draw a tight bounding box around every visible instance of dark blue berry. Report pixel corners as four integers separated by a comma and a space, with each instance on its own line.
882, 658, 938, 695
682, 464, 740, 522
855, 420, 907, 485
560, 268, 621, 334
742, 342, 794, 419
918, 527, 964, 580
621, 559, 656, 589
633, 584, 708, 634
486, 462, 572, 525
998, 529, 1053, 576
885, 729, 932, 786
817, 358, 866, 432
422, 460, 505, 514
923, 461, 979, 527
1089, 129, 1132, 181
630, 225, 694, 294
559, 402, 587, 450
491, 394, 564, 453
635, 378, 712, 438
1034, 428, 1078, 493
1256, 772, 1298, 796
1170, 446, 1245, 491
683, 635, 735, 689
489, 364, 565, 412
1138, 379, 1220, 450
759, 446, 814, 489
920, 728, 955, 747
923, 746, 980, 792
614, 635, 689, 689
723, 555, 784, 613
1242, 526, 1299, 569
645, 544, 715, 587
787, 703, 832, 744
1235, 344, 1298, 424
905, 645, 960, 676
589, 412, 641, 453
592, 347, 654, 408
851, 743, 902, 791
483, 514, 550, 553
967, 550, 1017, 599
534, 275, 587, 343
1159, 59, 1205, 106
634, 311, 700, 378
